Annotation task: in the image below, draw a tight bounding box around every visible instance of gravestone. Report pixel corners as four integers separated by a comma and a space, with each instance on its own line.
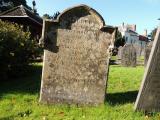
134, 44, 145, 66
117, 46, 123, 60
134, 45, 141, 57
39, 5, 116, 105
121, 44, 137, 67
144, 41, 153, 66
135, 28, 160, 112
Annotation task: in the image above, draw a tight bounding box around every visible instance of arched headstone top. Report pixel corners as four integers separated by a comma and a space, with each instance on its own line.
39, 4, 116, 47
56, 4, 105, 29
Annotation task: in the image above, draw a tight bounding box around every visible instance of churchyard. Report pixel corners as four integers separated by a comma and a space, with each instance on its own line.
1, 3, 160, 120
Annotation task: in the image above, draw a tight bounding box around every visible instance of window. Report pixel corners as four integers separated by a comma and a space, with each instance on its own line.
126, 37, 128, 43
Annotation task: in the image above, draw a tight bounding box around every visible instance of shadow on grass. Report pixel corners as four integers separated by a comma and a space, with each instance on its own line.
0, 64, 42, 99
0, 64, 138, 106
106, 91, 138, 106
0, 115, 15, 120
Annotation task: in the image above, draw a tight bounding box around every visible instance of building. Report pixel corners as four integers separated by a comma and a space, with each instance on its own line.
118, 23, 139, 44
118, 23, 149, 56
118, 23, 148, 45
0, 5, 43, 40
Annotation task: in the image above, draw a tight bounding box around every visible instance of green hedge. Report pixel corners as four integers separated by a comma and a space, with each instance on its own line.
0, 20, 41, 80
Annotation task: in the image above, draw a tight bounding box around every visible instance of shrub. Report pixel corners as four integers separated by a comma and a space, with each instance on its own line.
0, 20, 41, 80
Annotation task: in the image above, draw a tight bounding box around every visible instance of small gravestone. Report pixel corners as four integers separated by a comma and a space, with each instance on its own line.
117, 46, 123, 60
135, 28, 160, 112
134, 45, 141, 57
121, 44, 137, 67
133, 45, 145, 58
133, 45, 145, 65
144, 41, 153, 66
39, 5, 116, 105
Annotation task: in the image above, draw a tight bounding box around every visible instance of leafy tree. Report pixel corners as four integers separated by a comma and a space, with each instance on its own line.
111, 30, 125, 56
42, 14, 52, 19
0, 0, 31, 12
53, 11, 60, 20
114, 30, 125, 47
10, 0, 27, 6
42, 12, 60, 20
0, 20, 41, 80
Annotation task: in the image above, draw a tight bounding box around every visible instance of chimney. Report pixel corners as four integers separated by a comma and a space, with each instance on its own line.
32, 0, 37, 14
122, 22, 125, 28
133, 24, 136, 31
143, 29, 147, 37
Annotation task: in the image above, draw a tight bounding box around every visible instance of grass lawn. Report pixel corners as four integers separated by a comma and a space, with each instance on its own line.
0, 64, 160, 120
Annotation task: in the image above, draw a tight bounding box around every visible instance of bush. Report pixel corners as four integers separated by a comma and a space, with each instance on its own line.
0, 20, 41, 80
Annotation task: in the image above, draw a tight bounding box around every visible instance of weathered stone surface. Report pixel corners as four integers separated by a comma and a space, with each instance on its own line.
39, 5, 116, 105
144, 41, 153, 66
135, 28, 160, 112
121, 44, 137, 67
117, 46, 123, 60
133, 44, 145, 58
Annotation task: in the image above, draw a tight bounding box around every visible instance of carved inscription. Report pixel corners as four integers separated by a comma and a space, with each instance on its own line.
135, 28, 160, 112
39, 5, 115, 105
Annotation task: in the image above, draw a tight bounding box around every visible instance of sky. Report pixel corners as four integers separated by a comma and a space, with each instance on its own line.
26, 0, 160, 34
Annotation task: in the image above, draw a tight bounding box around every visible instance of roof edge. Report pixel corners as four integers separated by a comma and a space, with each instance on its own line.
0, 5, 20, 16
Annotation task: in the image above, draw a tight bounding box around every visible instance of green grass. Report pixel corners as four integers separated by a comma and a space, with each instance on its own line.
111, 56, 117, 61
0, 64, 160, 120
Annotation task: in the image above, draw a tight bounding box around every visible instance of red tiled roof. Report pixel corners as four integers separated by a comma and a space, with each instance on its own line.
139, 35, 148, 42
